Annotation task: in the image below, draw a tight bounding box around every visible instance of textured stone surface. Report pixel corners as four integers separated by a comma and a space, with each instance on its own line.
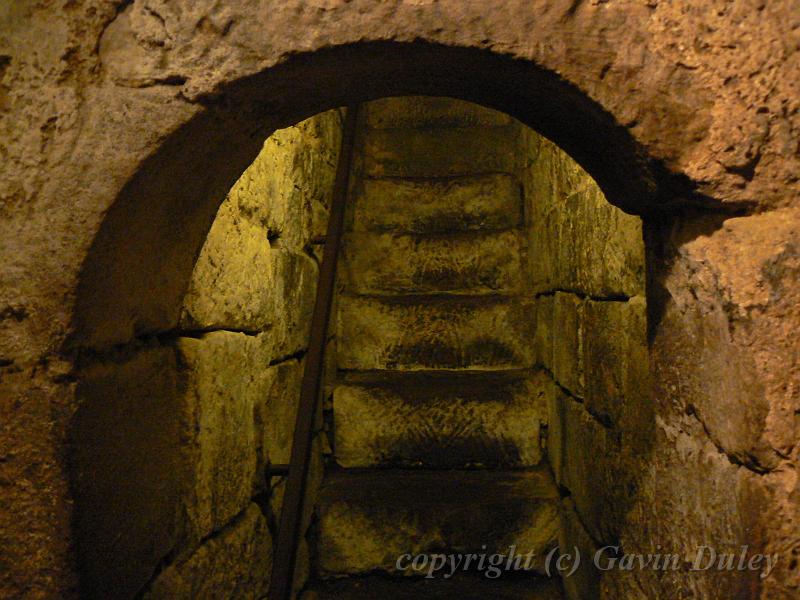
225, 109, 343, 251
524, 136, 645, 299
350, 175, 523, 234
547, 386, 626, 545
549, 292, 585, 399
341, 230, 524, 294
557, 499, 601, 600
176, 333, 261, 540
316, 469, 559, 577
337, 295, 537, 370
599, 415, 770, 600
362, 125, 521, 178
2, 3, 799, 598
181, 236, 317, 339
256, 357, 303, 468
581, 297, 649, 430
144, 504, 271, 600
333, 370, 547, 468
304, 573, 563, 600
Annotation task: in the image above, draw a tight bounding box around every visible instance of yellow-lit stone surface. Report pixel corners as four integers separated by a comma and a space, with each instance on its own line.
176, 333, 261, 539
341, 230, 524, 294
523, 135, 645, 299
144, 504, 271, 600
333, 370, 548, 468
167, 111, 343, 597
350, 175, 523, 234
337, 295, 537, 370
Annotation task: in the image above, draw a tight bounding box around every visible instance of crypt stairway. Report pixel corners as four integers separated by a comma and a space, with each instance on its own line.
302, 97, 565, 599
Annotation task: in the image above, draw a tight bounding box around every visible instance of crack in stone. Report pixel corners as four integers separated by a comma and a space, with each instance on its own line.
685, 403, 776, 476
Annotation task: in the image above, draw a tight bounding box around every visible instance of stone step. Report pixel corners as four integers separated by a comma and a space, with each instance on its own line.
336, 295, 537, 371
364, 96, 513, 130
340, 230, 525, 295
333, 370, 549, 469
304, 574, 563, 600
361, 125, 521, 178
315, 468, 559, 577
349, 174, 523, 234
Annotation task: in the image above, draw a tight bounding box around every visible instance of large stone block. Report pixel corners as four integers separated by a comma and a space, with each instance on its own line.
316, 469, 559, 577
602, 415, 770, 600
181, 242, 317, 351
341, 230, 524, 294
144, 504, 272, 600
333, 370, 547, 468
582, 297, 649, 433
362, 125, 520, 178
551, 292, 585, 398
350, 174, 522, 234
547, 384, 625, 545
337, 295, 537, 370
524, 137, 644, 298
230, 109, 342, 250
181, 203, 269, 331
72, 346, 189, 599
177, 333, 262, 539
364, 96, 512, 129
255, 358, 303, 469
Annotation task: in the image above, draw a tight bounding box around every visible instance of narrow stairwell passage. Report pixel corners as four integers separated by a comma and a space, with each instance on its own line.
304, 97, 564, 599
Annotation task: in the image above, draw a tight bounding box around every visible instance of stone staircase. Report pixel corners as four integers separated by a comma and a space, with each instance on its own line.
305, 98, 563, 599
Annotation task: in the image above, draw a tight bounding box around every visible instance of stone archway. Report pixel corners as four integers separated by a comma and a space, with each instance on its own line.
1, 2, 797, 599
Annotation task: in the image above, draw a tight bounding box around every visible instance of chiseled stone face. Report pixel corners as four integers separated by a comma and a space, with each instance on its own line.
176, 333, 261, 541
362, 125, 521, 179
523, 136, 645, 299
350, 175, 523, 234
337, 294, 537, 371
341, 230, 525, 295
333, 370, 549, 469
316, 469, 560, 577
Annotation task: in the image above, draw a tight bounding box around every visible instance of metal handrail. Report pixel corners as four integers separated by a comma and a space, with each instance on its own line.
268, 105, 359, 600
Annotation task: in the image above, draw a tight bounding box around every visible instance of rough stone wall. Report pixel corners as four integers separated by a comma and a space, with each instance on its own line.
71, 110, 343, 599
522, 132, 649, 598
2, 3, 799, 599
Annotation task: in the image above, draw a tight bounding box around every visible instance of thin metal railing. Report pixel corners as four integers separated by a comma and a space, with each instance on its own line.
268, 105, 359, 600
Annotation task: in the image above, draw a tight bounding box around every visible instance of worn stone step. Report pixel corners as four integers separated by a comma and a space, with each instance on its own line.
362, 125, 521, 178
364, 96, 513, 130
304, 573, 563, 600
341, 230, 525, 294
315, 468, 559, 577
350, 175, 523, 234
333, 370, 549, 469
336, 295, 537, 370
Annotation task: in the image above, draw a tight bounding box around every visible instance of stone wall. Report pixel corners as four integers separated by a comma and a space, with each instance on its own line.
521, 131, 649, 598
3, 6, 799, 598
71, 110, 343, 598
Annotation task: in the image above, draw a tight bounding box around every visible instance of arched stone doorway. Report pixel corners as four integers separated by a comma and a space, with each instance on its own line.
1, 3, 797, 599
